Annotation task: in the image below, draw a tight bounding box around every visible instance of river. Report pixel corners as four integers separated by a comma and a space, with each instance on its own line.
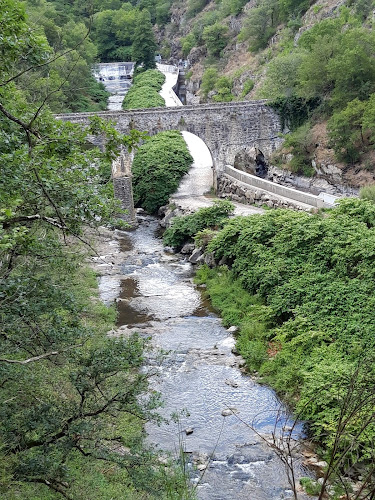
93, 60, 313, 499
97, 217, 312, 500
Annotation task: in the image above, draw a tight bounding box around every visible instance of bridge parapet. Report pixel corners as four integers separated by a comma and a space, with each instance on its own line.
56, 100, 282, 169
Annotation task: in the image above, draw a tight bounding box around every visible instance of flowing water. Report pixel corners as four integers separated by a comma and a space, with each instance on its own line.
100, 216, 312, 500
93, 62, 134, 111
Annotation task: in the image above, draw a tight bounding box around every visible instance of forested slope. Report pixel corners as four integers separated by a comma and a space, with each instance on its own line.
0, 1, 189, 498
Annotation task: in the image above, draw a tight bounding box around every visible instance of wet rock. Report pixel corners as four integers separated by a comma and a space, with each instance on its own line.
315, 461, 328, 468
158, 204, 169, 217
189, 247, 203, 264
181, 243, 195, 254
225, 379, 240, 388
204, 252, 216, 267
159, 211, 175, 228
221, 407, 238, 417
231, 345, 240, 355
231, 470, 251, 481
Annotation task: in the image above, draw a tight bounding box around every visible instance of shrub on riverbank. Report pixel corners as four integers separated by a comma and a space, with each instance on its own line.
122, 69, 165, 109
132, 130, 193, 213
163, 200, 234, 249
194, 198, 375, 471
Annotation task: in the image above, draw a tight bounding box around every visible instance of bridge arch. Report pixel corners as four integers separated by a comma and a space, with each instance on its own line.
173, 131, 214, 198
56, 101, 283, 224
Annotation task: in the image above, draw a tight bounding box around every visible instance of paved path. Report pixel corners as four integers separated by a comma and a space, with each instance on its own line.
157, 64, 183, 107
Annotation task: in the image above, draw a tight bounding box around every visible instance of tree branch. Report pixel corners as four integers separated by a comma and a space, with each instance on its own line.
0, 344, 83, 365
32, 479, 72, 500
0, 22, 92, 89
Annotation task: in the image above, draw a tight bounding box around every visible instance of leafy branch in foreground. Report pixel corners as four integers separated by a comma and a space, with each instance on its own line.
0, 2, 183, 498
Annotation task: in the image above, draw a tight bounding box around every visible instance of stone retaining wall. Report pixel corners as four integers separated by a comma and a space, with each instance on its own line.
218, 174, 314, 212
224, 166, 336, 209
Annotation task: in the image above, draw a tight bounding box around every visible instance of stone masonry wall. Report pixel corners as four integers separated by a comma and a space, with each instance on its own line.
217, 174, 315, 212
56, 101, 283, 176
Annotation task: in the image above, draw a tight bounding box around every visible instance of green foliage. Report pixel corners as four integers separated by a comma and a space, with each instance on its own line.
0, 3, 192, 497
279, 0, 309, 19
92, 6, 138, 62
191, 11, 220, 45
132, 131, 193, 213
268, 96, 321, 130
122, 69, 166, 109
238, 0, 278, 51
327, 94, 375, 163
327, 99, 367, 163
360, 184, 375, 203
202, 22, 228, 57
13, 0, 110, 113
281, 122, 315, 176
300, 478, 322, 495
258, 52, 306, 101
201, 67, 218, 98
163, 200, 234, 249
181, 33, 196, 57
218, 0, 249, 16
256, 10, 375, 166
296, 14, 375, 107
132, 9, 158, 70
187, 0, 210, 18
240, 79, 254, 98
212, 76, 234, 102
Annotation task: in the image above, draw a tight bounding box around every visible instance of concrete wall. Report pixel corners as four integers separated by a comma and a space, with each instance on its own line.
224, 166, 335, 208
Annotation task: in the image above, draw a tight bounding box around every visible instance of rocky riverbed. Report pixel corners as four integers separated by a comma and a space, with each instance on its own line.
90, 216, 316, 500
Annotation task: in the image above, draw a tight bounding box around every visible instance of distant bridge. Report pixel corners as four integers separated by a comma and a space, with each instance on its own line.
56, 100, 283, 223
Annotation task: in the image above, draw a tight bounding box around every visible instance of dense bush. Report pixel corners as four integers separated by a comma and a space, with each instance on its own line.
163, 200, 234, 249
201, 67, 218, 98
132, 131, 193, 213
240, 79, 255, 98
122, 69, 165, 109
196, 199, 375, 461
212, 76, 234, 102
202, 23, 228, 57
181, 33, 196, 57
360, 184, 375, 203
280, 122, 315, 176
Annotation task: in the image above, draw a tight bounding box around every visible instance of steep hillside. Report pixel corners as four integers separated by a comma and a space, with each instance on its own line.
158, 0, 375, 190
17, 0, 375, 190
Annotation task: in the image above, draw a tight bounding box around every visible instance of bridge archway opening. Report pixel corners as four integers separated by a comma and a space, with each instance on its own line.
233, 147, 268, 178
172, 131, 214, 198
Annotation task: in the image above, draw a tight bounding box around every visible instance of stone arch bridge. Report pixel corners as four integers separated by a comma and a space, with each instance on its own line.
56, 100, 282, 222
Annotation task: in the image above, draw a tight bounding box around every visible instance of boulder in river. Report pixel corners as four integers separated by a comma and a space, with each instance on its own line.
189, 247, 203, 264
